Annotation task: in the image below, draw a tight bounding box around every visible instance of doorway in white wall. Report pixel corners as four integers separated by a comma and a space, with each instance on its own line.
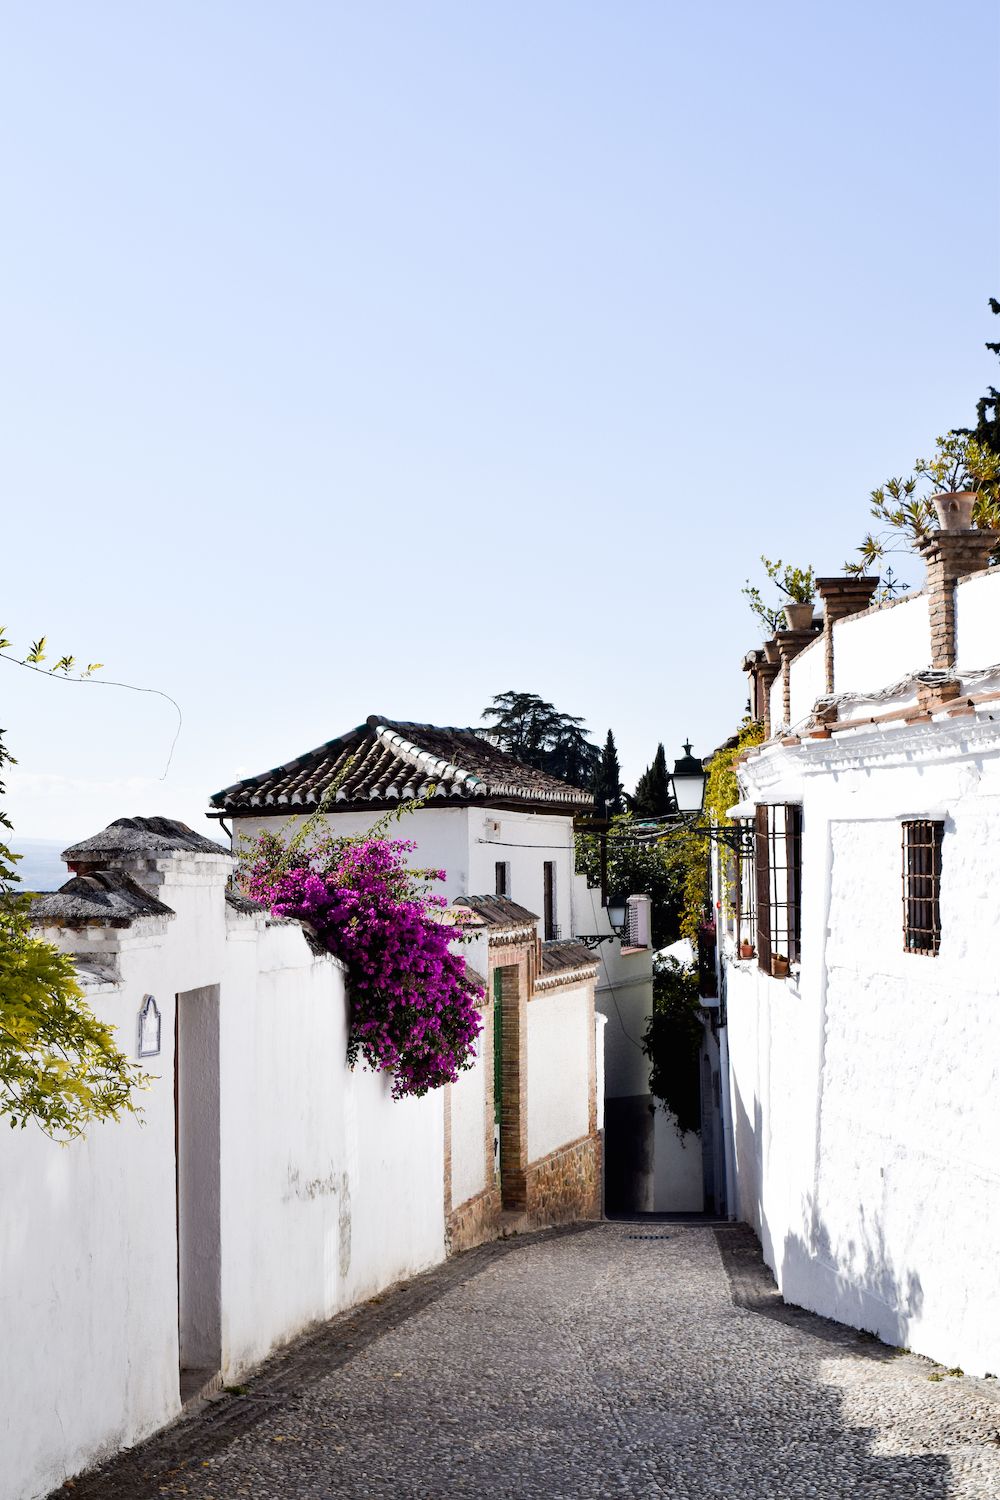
175, 984, 222, 1402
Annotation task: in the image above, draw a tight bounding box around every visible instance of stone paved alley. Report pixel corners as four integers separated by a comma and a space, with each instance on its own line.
61, 1224, 1000, 1499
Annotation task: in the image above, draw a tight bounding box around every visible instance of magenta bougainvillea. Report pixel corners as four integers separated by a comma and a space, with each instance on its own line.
246, 833, 483, 1099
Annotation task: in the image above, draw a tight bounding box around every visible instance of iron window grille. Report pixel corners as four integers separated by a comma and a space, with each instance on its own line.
754, 804, 802, 975
902, 820, 943, 955
733, 821, 756, 951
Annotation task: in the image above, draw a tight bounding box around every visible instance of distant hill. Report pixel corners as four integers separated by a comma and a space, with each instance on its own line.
9, 838, 69, 894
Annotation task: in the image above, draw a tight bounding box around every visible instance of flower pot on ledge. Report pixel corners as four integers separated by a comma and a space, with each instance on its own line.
932, 490, 976, 531
770, 953, 789, 979
762, 638, 780, 664
739, 940, 755, 960
782, 602, 815, 630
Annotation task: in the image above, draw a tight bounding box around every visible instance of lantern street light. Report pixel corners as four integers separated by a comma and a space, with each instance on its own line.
670, 740, 708, 814
575, 891, 630, 950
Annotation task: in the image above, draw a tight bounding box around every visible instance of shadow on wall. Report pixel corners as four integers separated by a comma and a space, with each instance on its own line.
714, 1225, 952, 1497
781, 1198, 924, 1352
603, 1097, 653, 1214
729, 1075, 925, 1351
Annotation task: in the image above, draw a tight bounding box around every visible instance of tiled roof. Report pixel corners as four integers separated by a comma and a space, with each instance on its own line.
31, 871, 175, 928
453, 895, 540, 929
65, 817, 229, 865
540, 940, 599, 979
210, 716, 594, 816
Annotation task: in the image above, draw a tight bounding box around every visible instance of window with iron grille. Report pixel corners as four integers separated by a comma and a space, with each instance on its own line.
754, 804, 802, 975
542, 861, 556, 941
733, 822, 756, 952
902, 821, 943, 955
495, 861, 510, 898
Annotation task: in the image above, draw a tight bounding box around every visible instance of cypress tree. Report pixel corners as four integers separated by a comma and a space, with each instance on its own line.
592, 730, 624, 816
631, 743, 672, 818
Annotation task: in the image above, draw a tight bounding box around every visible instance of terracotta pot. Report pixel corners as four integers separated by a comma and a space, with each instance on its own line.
770, 953, 789, 979
932, 490, 976, 531
762, 638, 780, 664
783, 602, 815, 630
740, 940, 755, 960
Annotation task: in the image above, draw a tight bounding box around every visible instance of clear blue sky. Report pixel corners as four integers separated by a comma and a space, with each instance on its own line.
3, 1, 998, 843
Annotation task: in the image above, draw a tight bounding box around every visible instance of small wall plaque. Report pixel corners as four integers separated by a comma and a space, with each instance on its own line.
138, 994, 161, 1057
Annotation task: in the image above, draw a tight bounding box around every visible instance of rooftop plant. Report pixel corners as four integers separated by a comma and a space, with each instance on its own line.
846, 433, 1000, 575
742, 556, 816, 635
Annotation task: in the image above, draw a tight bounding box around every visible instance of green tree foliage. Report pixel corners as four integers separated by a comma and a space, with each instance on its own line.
630, 743, 672, 818
592, 729, 624, 816
955, 296, 1000, 455
642, 955, 703, 1136
575, 812, 686, 948
482, 691, 599, 788
0, 729, 146, 1137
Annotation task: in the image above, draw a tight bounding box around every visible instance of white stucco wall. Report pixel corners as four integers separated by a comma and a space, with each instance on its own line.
0, 966, 180, 1500
450, 1050, 488, 1208
4, 845, 451, 1500
955, 568, 1000, 670
788, 636, 825, 727
653, 1109, 704, 1212
527, 984, 591, 1161
769, 669, 785, 731
234, 804, 578, 942
724, 706, 1000, 1374
832, 592, 929, 694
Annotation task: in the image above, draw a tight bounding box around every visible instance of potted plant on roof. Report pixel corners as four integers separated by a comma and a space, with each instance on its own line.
918, 433, 1000, 532
743, 555, 816, 635
844, 434, 1000, 577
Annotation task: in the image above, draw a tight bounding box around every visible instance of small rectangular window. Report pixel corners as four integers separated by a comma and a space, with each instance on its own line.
903, 821, 943, 955
495, 861, 509, 898
543, 861, 556, 941
754, 804, 802, 975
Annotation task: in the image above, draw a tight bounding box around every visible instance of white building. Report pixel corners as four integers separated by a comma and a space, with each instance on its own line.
212, 713, 668, 1211
4, 807, 603, 1500
720, 525, 1000, 1374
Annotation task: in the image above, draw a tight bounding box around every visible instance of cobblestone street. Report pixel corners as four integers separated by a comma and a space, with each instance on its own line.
62, 1223, 1000, 1499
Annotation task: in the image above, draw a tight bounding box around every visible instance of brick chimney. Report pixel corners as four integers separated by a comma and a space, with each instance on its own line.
775, 623, 820, 730
743, 648, 781, 737
916, 529, 999, 670
815, 576, 880, 694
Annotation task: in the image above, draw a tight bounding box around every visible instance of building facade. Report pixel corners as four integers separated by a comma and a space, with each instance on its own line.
720, 528, 1000, 1374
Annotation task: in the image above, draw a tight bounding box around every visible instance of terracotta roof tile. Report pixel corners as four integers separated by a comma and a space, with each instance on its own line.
453, 895, 539, 928
211, 716, 594, 816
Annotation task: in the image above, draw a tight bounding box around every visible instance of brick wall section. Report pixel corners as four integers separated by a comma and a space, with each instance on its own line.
756, 658, 781, 737
917, 531, 999, 670
445, 923, 602, 1256
815, 576, 880, 694
523, 1133, 602, 1226
775, 627, 817, 729
447, 1184, 502, 1255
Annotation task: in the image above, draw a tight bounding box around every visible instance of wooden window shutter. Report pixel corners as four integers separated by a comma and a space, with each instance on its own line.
754, 804, 771, 973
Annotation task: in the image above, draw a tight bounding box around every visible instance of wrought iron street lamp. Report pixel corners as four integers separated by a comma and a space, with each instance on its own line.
670, 740, 708, 814
576, 892, 629, 950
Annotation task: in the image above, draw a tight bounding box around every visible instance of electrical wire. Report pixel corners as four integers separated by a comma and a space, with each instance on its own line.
0, 655, 183, 779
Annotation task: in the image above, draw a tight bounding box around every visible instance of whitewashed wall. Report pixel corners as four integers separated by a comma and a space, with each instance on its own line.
234, 804, 577, 941
5, 846, 449, 1500
788, 636, 825, 727
831, 592, 929, 694
725, 696, 1000, 1374
956, 568, 998, 669
527, 984, 590, 1161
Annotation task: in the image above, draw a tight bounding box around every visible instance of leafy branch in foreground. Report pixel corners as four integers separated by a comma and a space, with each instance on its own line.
0, 728, 148, 1138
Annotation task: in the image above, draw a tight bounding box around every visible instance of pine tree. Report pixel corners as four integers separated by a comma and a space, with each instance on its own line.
955, 297, 1000, 453
592, 730, 624, 816
482, 692, 599, 789
631, 743, 672, 818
